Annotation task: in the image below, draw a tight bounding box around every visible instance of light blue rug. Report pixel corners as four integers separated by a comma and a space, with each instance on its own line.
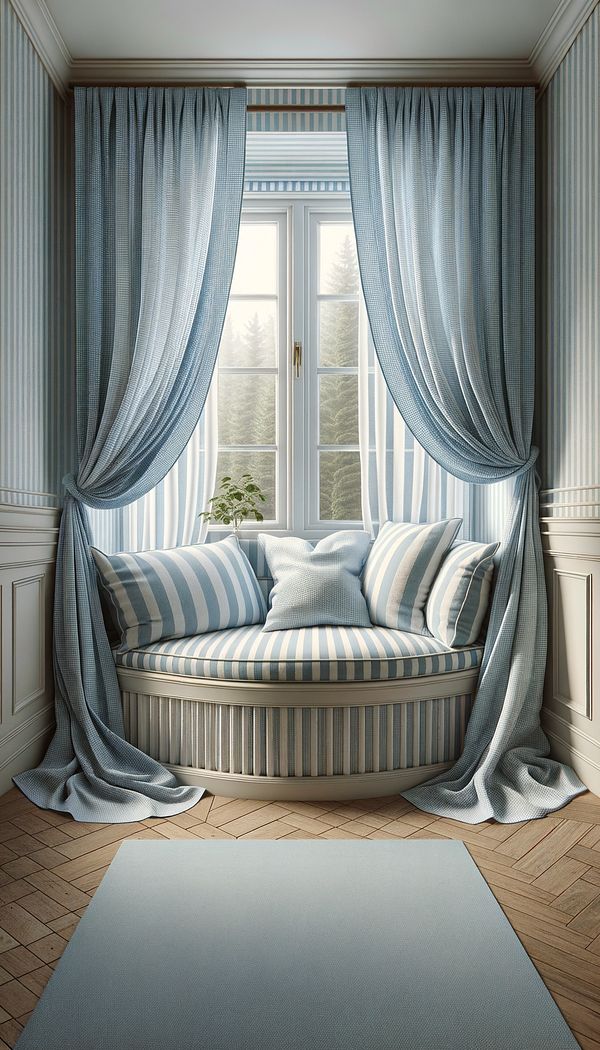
16, 840, 578, 1050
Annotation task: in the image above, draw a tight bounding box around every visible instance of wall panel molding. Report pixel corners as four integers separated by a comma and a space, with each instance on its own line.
0, 504, 58, 795
542, 517, 600, 793
11, 573, 46, 715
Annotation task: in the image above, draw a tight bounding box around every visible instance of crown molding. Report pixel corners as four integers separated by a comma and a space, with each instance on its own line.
531, 0, 599, 91
7, 0, 598, 97
8, 0, 71, 96
68, 56, 535, 86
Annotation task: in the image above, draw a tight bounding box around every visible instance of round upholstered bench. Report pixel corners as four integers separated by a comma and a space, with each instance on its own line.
116, 623, 481, 800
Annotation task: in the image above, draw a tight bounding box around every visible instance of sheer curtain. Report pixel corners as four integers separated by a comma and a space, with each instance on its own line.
15, 88, 246, 822
358, 307, 472, 537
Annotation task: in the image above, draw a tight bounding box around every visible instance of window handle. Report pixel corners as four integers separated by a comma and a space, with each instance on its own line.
293, 340, 302, 378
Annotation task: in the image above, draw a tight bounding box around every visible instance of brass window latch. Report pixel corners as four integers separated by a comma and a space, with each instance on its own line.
293, 340, 302, 378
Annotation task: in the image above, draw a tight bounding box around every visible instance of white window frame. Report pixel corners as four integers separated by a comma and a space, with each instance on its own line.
210, 192, 365, 541
214, 207, 290, 532
304, 206, 362, 531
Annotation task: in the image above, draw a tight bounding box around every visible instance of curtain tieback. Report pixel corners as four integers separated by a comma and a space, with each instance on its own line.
513, 446, 539, 477
63, 474, 85, 501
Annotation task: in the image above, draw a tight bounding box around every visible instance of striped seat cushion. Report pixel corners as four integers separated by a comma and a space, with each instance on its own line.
362, 519, 461, 633
115, 623, 482, 682
426, 540, 499, 647
92, 535, 266, 653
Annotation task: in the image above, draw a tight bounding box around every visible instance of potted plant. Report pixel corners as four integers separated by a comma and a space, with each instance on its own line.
200, 473, 266, 537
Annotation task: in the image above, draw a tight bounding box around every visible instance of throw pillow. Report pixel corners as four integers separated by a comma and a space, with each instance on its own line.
91, 535, 266, 652
362, 518, 461, 633
259, 531, 371, 632
426, 540, 499, 647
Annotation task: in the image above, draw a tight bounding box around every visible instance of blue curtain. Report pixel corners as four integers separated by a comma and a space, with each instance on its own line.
15, 87, 247, 822
346, 86, 585, 822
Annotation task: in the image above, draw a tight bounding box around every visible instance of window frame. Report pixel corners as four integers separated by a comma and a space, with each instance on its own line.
214, 207, 290, 532
304, 207, 362, 531
210, 192, 366, 542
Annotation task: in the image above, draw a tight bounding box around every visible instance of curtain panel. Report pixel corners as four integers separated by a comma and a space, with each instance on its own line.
15, 87, 247, 822
346, 86, 584, 822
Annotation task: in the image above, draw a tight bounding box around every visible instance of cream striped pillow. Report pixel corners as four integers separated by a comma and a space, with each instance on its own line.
362, 519, 461, 633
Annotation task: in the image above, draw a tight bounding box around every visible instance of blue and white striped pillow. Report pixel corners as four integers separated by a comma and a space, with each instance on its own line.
362, 519, 461, 633
92, 535, 266, 653
426, 540, 499, 648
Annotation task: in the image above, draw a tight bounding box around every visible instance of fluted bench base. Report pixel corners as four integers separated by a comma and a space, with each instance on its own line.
118, 666, 477, 801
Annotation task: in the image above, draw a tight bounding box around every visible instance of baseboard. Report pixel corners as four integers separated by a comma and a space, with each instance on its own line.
166, 760, 451, 801
0, 722, 54, 796
544, 723, 600, 797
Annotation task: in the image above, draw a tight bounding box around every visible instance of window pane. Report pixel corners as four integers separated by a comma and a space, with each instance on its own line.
319, 451, 361, 521
215, 451, 276, 521
318, 223, 359, 294
319, 301, 359, 367
218, 374, 276, 446
219, 301, 277, 368
230, 223, 277, 295
319, 375, 359, 445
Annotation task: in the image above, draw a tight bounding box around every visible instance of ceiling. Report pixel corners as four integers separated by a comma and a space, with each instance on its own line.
44, 0, 561, 61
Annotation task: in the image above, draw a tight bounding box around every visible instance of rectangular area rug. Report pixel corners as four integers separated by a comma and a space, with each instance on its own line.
16, 839, 578, 1050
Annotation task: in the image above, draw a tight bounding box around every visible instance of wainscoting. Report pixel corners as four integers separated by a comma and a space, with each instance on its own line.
0, 505, 58, 794
541, 517, 600, 794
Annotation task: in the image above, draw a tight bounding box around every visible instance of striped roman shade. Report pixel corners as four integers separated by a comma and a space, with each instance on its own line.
426, 540, 499, 648
92, 535, 266, 653
362, 519, 461, 633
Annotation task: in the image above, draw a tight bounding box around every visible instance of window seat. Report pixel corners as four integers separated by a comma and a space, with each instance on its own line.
116, 623, 481, 802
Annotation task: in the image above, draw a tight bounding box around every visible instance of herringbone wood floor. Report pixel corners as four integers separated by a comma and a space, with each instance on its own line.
1, 788, 600, 1049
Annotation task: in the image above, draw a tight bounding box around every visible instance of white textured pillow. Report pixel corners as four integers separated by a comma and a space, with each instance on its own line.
259, 531, 371, 632
426, 540, 499, 647
362, 519, 462, 633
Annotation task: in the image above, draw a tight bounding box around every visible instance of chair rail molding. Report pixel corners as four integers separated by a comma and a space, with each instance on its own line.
0, 504, 59, 795
9, 0, 598, 96
541, 516, 600, 794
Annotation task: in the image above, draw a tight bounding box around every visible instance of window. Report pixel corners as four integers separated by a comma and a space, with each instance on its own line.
215, 198, 364, 536
309, 215, 361, 525
216, 214, 287, 525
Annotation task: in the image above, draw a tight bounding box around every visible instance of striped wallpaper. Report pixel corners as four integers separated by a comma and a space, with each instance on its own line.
537, 4, 600, 518
0, 0, 75, 508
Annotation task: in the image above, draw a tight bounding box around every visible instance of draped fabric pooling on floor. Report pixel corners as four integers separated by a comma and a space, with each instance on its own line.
14, 87, 247, 821
345, 86, 585, 822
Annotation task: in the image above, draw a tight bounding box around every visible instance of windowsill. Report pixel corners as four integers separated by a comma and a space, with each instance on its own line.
206, 522, 369, 542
